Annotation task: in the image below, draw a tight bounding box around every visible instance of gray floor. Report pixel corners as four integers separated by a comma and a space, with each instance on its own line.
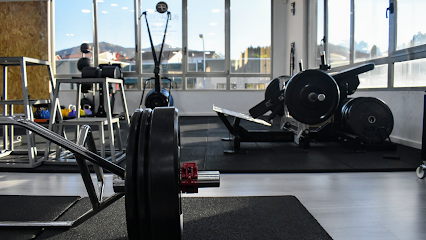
0, 171, 424, 240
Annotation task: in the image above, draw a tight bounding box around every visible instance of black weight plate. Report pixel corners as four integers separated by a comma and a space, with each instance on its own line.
265, 78, 281, 99
136, 109, 152, 239
344, 97, 394, 143
125, 110, 143, 240
147, 107, 182, 239
285, 70, 340, 125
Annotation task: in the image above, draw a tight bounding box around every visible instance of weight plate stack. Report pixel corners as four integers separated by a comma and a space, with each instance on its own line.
341, 97, 394, 143
285, 69, 340, 125
125, 107, 182, 239
147, 107, 182, 239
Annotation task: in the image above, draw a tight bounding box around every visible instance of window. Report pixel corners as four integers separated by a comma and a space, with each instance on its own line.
231, 77, 269, 90
394, 59, 426, 87
319, 0, 426, 89
396, 0, 426, 50
53, 0, 272, 91
141, 0, 182, 74
55, 0, 94, 75
186, 77, 226, 90
97, 0, 136, 71
230, 0, 271, 74
187, 0, 225, 73
354, 0, 388, 62
327, 0, 350, 67
358, 64, 388, 88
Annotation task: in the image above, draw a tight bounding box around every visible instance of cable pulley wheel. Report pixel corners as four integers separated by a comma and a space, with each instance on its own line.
342, 97, 394, 143
285, 70, 340, 125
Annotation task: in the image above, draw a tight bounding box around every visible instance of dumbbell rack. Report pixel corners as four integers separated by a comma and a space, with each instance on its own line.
44, 77, 130, 164
0, 57, 58, 168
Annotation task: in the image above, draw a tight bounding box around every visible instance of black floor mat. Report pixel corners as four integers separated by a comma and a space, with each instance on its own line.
0, 116, 422, 173
0, 195, 80, 240
34, 196, 331, 240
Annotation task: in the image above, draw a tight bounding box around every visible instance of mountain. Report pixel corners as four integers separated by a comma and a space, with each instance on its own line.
56, 42, 136, 58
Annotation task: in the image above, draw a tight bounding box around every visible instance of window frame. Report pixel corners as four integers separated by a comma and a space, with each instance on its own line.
315, 0, 426, 91
52, 0, 273, 91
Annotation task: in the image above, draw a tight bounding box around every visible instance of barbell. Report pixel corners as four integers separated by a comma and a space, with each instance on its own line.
120, 107, 220, 239
0, 107, 219, 240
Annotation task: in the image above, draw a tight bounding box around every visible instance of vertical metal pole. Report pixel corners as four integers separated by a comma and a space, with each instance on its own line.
349, 0, 355, 64
104, 80, 116, 163
134, 0, 142, 89
201, 35, 205, 88
270, 0, 274, 78
92, 0, 99, 67
422, 91, 426, 160
2, 66, 8, 150
20, 58, 37, 166
225, 0, 231, 90
182, 0, 188, 90
324, 0, 328, 63
119, 81, 130, 126
388, 0, 396, 89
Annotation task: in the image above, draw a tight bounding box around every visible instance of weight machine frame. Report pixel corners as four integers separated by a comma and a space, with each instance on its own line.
0, 117, 124, 229
215, 63, 397, 152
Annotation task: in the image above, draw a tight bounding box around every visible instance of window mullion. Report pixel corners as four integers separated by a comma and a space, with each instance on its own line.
388, 0, 397, 89
349, 0, 355, 64
182, 0, 188, 90
92, 0, 99, 67
225, 0, 230, 90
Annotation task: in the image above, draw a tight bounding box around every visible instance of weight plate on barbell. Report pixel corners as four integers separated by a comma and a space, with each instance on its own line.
342, 97, 394, 143
147, 107, 183, 239
285, 70, 340, 125
125, 110, 143, 240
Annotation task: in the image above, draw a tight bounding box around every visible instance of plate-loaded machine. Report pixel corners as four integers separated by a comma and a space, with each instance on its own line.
0, 107, 220, 239
214, 63, 395, 153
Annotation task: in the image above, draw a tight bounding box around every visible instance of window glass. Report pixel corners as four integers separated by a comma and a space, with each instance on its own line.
230, 0, 271, 74
394, 59, 426, 87
55, 0, 93, 75
354, 0, 388, 62
97, 0, 135, 71
142, 77, 182, 90
230, 77, 270, 90
188, 0, 225, 72
141, 0, 182, 74
327, 0, 350, 67
186, 77, 226, 90
124, 77, 139, 90
358, 64, 388, 88
397, 0, 426, 50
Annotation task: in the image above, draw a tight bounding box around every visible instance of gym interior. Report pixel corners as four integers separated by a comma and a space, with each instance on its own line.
0, 0, 425, 239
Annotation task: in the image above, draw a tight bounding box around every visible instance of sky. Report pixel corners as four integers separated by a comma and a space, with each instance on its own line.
55, 0, 271, 59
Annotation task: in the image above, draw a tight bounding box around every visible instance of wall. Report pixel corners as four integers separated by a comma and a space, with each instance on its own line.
0, 1, 50, 112
273, 0, 309, 78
